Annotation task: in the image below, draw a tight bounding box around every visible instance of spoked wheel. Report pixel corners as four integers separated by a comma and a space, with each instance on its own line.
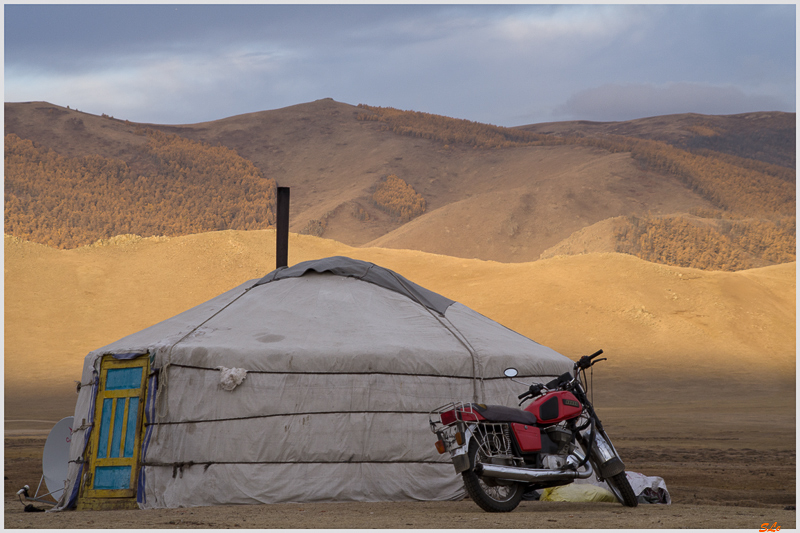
462, 439, 524, 512
606, 471, 638, 507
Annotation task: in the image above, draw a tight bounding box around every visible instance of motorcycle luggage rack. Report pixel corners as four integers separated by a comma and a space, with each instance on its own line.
429, 401, 478, 453
429, 401, 477, 429
473, 422, 516, 460
429, 402, 517, 461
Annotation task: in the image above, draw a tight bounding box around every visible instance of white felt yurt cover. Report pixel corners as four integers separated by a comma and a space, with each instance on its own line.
56, 256, 573, 509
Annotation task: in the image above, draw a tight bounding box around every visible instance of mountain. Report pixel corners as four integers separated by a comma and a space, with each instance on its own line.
4, 100, 795, 269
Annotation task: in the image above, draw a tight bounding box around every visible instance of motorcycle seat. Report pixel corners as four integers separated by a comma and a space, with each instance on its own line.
471, 403, 538, 425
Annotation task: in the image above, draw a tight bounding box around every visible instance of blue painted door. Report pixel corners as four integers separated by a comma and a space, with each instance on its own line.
86, 355, 149, 499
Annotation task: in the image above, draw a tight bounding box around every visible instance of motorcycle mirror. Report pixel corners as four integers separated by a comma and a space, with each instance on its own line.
503, 368, 518, 378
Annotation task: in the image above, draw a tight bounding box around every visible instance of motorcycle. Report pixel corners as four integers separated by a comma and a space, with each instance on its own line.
429, 349, 638, 512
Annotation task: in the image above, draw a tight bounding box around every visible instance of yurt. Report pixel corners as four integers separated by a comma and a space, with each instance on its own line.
55, 256, 574, 510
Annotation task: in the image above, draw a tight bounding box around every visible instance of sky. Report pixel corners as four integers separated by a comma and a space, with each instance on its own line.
4, 4, 796, 127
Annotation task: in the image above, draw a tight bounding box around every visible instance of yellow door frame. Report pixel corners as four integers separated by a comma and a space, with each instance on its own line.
77, 354, 149, 510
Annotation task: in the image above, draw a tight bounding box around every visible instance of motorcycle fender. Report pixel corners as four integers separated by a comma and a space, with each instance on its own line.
449, 426, 475, 474
451, 447, 471, 473
597, 457, 625, 478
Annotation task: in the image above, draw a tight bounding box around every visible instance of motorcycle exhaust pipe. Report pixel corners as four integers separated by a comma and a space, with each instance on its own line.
475, 461, 594, 483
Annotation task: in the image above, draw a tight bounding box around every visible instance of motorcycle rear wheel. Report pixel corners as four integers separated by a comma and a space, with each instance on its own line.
607, 471, 638, 507
462, 439, 524, 513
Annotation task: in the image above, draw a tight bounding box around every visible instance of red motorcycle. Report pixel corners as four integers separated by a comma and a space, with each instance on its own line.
430, 350, 638, 512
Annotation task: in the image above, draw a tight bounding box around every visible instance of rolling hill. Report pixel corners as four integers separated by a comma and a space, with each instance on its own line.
4, 99, 795, 269
4, 230, 795, 426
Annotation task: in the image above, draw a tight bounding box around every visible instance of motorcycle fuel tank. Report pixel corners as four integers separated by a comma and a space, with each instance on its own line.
525, 391, 582, 424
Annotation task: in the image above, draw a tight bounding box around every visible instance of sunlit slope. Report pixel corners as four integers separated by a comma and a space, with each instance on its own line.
5, 230, 794, 398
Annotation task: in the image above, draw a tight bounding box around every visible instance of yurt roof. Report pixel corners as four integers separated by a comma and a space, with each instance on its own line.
87, 256, 571, 379
256, 256, 454, 315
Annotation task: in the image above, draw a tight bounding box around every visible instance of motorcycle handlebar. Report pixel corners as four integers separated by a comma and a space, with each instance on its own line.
518, 383, 544, 401
576, 349, 604, 370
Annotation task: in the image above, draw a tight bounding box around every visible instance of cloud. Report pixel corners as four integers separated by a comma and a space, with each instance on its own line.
494, 5, 645, 46
553, 82, 791, 122
4, 5, 795, 126
4, 46, 300, 124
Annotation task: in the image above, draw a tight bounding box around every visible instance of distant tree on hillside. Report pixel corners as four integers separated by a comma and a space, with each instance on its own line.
371, 175, 426, 221
614, 214, 795, 271
582, 135, 795, 217
357, 104, 565, 149
4, 132, 277, 248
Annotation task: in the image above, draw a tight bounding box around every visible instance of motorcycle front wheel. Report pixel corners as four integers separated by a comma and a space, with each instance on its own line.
606, 471, 638, 507
584, 429, 638, 507
462, 439, 524, 513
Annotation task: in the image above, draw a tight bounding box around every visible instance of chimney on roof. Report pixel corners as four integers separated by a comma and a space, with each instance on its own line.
276, 187, 290, 269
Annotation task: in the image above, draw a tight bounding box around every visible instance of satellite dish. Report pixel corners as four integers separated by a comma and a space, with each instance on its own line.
43, 417, 73, 497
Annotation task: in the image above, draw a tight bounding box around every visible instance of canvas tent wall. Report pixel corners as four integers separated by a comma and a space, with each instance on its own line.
56, 256, 574, 510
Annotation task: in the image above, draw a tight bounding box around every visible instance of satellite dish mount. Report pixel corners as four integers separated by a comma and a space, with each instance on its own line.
17, 417, 74, 509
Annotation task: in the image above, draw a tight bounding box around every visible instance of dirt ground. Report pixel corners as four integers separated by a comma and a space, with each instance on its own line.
4, 437, 796, 529
3, 497, 797, 529
6, 373, 795, 529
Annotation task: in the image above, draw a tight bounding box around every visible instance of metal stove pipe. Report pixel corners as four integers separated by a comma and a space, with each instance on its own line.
276, 187, 290, 269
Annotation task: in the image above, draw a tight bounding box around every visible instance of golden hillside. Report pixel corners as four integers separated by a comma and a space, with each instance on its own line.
5, 231, 794, 424
541, 212, 795, 271
4, 130, 276, 248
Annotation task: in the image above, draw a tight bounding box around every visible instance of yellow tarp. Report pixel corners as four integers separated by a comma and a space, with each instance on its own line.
540, 483, 617, 502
